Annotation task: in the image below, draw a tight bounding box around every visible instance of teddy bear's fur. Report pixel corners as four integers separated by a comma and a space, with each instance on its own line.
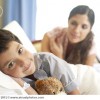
35, 77, 65, 95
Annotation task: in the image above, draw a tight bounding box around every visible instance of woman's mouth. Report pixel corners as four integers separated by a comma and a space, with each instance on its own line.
71, 33, 79, 39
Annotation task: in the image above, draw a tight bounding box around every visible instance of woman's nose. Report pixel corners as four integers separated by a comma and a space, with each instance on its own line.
74, 26, 81, 33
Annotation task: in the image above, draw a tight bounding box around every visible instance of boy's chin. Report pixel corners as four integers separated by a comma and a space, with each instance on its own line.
27, 69, 35, 76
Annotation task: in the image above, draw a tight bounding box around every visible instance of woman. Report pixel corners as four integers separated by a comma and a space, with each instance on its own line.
42, 5, 96, 66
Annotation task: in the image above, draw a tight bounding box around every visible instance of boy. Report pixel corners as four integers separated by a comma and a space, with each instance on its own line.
0, 29, 80, 95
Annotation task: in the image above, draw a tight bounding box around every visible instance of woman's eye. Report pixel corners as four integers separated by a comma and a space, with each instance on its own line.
18, 47, 23, 54
82, 25, 88, 29
71, 21, 77, 26
8, 62, 15, 69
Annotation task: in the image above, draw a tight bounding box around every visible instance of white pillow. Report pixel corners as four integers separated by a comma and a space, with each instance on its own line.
3, 20, 37, 53
0, 71, 28, 95
0, 20, 37, 95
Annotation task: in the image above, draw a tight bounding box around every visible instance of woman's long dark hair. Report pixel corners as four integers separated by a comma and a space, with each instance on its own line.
65, 5, 95, 64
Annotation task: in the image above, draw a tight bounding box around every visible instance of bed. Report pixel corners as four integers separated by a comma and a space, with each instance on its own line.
0, 21, 100, 95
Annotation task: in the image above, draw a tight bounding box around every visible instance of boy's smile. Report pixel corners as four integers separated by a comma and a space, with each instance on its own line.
0, 41, 36, 78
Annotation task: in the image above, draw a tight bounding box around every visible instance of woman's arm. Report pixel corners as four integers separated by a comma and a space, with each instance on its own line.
12, 77, 38, 95
49, 36, 64, 58
42, 27, 68, 59
67, 89, 80, 95
85, 41, 97, 66
85, 54, 96, 66
41, 27, 63, 52
41, 33, 51, 52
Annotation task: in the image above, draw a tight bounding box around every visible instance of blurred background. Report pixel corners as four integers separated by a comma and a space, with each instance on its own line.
0, 0, 100, 44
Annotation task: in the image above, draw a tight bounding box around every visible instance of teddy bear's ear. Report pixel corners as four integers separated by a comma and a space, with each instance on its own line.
34, 69, 48, 80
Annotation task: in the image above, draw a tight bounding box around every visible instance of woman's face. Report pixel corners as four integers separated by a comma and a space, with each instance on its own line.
67, 14, 91, 44
0, 41, 36, 78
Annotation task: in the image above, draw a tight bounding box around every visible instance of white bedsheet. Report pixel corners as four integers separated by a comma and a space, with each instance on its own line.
68, 63, 100, 95
0, 71, 28, 95
93, 63, 100, 73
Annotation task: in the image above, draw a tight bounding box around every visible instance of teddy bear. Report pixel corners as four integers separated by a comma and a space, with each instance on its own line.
35, 77, 66, 95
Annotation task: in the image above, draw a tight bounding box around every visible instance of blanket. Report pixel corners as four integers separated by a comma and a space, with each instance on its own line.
69, 63, 100, 94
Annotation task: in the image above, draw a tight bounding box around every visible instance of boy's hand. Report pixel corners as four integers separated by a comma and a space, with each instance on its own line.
12, 77, 38, 95
12, 77, 23, 86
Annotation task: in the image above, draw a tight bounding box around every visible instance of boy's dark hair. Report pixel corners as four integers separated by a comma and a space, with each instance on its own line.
0, 29, 21, 53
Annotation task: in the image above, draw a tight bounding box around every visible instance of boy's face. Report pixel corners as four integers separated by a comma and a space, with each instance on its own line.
0, 41, 36, 78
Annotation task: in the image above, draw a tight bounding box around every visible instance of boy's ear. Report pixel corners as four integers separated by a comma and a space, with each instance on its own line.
3, 21, 37, 53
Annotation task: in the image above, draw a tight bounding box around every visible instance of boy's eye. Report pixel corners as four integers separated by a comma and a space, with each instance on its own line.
18, 47, 23, 54
8, 62, 15, 69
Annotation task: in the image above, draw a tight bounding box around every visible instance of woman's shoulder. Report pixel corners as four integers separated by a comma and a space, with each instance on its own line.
53, 27, 67, 32
46, 27, 67, 37
62, 27, 68, 32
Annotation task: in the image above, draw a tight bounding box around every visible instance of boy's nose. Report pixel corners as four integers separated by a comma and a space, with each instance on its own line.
18, 57, 28, 67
